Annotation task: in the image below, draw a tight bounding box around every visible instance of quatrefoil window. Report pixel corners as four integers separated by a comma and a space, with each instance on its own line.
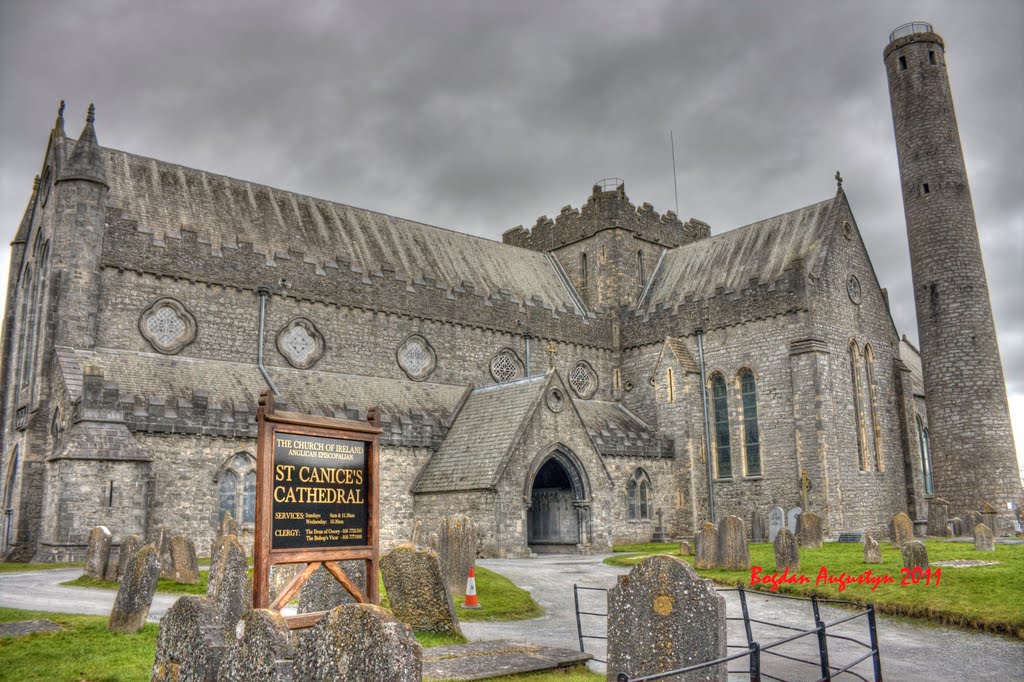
139, 298, 197, 355
847, 274, 862, 305
276, 317, 325, 369
397, 334, 436, 381
569, 361, 598, 399
490, 349, 524, 383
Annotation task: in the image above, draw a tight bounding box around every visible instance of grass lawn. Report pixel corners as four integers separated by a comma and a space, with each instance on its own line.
379, 565, 543, 623
62, 573, 211, 596
606, 540, 1024, 639
0, 561, 82, 574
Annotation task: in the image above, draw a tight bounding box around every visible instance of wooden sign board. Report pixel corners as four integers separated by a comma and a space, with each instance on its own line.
253, 390, 382, 629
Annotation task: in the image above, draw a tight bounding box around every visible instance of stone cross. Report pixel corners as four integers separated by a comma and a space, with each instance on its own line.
656, 508, 664, 527
545, 341, 557, 369
800, 468, 812, 511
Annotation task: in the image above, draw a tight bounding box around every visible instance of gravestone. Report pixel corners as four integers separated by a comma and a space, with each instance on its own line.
961, 511, 983, 537
651, 508, 670, 543
679, 540, 692, 556
768, 506, 784, 542
148, 524, 171, 574
103, 546, 120, 582
84, 526, 112, 579
974, 523, 995, 552
410, 518, 425, 546
218, 609, 296, 681
294, 604, 421, 682
114, 535, 142, 582
220, 511, 240, 539
863, 534, 882, 564
901, 541, 929, 570
927, 498, 949, 537
786, 507, 801, 534
889, 512, 913, 548
751, 510, 767, 543
716, 515, 750, 570
380, 544, 462, 636
948, 517, 962, 537
437, 514, 478, 598
298, 561, 367, 613
694, 522, 718, 570
151, 595, 227, 682
207, 534, 251, 637
109, 543, 161, 633
773, 528, 799, 573
981, 502, 998, 535
168, 535, 200, 585
0, 619, 64, 637
796, 512, 824, 549
607, 555, 727, 682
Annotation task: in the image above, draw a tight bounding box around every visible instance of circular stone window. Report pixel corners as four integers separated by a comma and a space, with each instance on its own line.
568, 361, 598, 399
847, 274, 862, 305
546, 387, 565, 413
842, 221, 854, 241
276, 317, 325, 369
490, 349, 524, 383
139, 298, 197, 354
397, 334, 436, 381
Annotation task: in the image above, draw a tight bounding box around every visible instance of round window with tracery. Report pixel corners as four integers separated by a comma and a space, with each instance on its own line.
276, 317, 325, 369
490, 350, 524, 383
139, 298, 197, 354
569, 361, 598, 399
397, 334, 436, 381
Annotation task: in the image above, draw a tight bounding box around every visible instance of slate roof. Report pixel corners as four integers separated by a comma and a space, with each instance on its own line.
413, 375, 548, 493
70, 138, 583, 317
664, 337, 700, 373
575, 401, 671, 458
640, 197, 838, 311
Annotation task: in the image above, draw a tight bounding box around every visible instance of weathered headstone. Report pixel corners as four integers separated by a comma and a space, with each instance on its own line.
294, 604, 421, 681
926, 498, 949, 537
437, 514, 477, 597
863, 534, 882, 564
751, 510, 768, 543
901, 541, 929, 570
768, 506, 784, 542
889, 512, 913, 548
298, 561, 367, 613
948, 517, 962, 537
981, 502, 998, 535
207, 534, 251, 637
380, 544, 462, 636
716, 515, 750, 570
410, 518, 424, 546
84, 526, 112, 580
774, 528, 800, 573
796, 511, 824, 549
151, 595, 226, 681
607, 555, 727, 682
679, 540, 692, 556
103, 545, 121, 583
974, 523, 995, 552
786, 507, 801, 534
109, 543, 161, 633
168, 535, 201, 585
218, 609, 296, 681
220, 511, 240, 539
114, 535, 142, 582
961, 510, 983, 537
694, 522, 718, 570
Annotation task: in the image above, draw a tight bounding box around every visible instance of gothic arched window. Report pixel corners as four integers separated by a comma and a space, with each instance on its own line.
711, 373, 731, 479
580, 252, 588, 290
864, 344, 883, 470
626, 469, 653, 520
916, 416, 934, 495
739, 369, 762, 477
849, 342, 867, 471
637, 250, 645, 288
215, 452, 256, 527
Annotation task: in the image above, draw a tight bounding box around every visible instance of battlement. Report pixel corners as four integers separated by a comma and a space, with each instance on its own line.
502, 181, 710, 252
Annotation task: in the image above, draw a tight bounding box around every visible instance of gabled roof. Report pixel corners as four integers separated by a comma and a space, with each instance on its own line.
654, 337, 700, 374
639, 197, 838, 312
80, 140, 584, 317
574, 400, 671, 458
413, 374, 549, 493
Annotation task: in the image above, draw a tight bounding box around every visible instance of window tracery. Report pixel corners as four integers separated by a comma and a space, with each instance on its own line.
739, 369, 761, 477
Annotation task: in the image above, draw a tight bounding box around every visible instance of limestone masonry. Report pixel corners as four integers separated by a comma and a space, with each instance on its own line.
1, 24, 1019, 562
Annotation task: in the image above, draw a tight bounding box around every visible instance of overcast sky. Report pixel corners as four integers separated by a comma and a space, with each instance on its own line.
1, 1, 1021, 469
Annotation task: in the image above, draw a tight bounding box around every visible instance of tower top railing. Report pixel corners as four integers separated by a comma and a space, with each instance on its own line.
889, 22, 934, 43
594, 177, 624, 192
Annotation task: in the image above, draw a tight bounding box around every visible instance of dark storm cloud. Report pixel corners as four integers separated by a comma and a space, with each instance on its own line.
1, 0, 1021, 454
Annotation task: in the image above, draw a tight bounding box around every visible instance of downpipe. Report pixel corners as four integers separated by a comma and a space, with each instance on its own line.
257, 287, 280, 396
696, 328, 715, 522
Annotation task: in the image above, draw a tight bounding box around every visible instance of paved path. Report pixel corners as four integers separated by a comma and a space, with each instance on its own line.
2, 557, 1022, 681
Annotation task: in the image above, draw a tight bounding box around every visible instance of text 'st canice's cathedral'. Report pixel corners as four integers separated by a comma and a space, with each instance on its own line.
1, 23, 1019, 561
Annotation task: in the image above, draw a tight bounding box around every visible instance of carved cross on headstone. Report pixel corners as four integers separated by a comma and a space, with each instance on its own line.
800, 468, 812, 511
546, 341, 557, 370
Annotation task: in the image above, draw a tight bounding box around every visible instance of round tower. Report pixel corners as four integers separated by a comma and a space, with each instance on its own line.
884, 23, 1021, 521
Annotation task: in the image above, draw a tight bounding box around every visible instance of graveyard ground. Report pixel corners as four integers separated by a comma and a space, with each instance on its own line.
605, 540, 1024, 639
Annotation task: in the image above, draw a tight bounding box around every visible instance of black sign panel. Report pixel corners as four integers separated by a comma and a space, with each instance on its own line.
271, 433, 368, 550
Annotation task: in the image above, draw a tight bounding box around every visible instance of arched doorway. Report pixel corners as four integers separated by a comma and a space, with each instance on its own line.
526, 446, 591, 552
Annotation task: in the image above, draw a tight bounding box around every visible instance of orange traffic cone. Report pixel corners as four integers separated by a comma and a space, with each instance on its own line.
462, 566, 482, 609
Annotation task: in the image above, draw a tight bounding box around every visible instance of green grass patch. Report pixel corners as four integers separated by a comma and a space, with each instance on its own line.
0, 607, 158, 681
61, 573, 210, 596
605, 540, 1024, 639
462, 664, 601, 681
414, 630, 468, 647
380, 566, 543, 624
0, 561, 83, 573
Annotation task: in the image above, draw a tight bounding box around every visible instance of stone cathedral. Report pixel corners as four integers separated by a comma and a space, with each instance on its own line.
1, 24, 1019, 562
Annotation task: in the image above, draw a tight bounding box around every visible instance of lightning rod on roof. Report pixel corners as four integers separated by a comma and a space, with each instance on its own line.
670, 130, 679, 216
